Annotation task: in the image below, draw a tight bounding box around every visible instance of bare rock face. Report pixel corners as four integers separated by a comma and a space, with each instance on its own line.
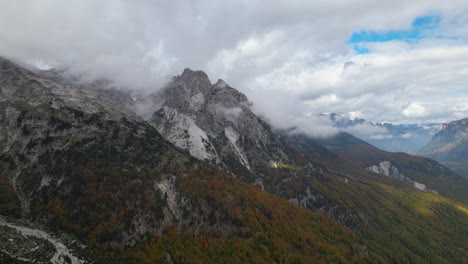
420, 118, 468, 159
419, 117, 468, 177
137, 68, 367, 229
0, 58, 241, 250
367, 161, 437, 193
141, 68, 289, 182
160, 68, 212, 113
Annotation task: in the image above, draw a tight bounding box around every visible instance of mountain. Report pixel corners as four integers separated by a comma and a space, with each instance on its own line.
140, 66, 468, 261
0, 57, 368, 262
368, 122, 442, 153
140, 68, 314, 186
420, 117, 468, 178
1, 57, 467, 263
325, 113, 442, 154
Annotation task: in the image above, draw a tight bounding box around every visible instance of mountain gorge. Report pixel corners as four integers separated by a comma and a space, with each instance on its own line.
0, 57, 467, 263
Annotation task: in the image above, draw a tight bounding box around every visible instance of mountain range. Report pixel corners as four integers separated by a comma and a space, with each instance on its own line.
419, 117, 468, 178
0, 57, 467, 263
326, 113, 442, 154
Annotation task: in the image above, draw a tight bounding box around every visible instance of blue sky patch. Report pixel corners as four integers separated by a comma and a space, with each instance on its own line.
447, 88, 468, 96
349, 15, 441, 53
353, 45, 369, 54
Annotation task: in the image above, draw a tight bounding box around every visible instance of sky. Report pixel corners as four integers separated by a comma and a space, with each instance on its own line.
1, 0, 468, 137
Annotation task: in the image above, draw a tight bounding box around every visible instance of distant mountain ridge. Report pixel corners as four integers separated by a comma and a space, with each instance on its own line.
420, 117, 468, 177
324, 113, 442, 153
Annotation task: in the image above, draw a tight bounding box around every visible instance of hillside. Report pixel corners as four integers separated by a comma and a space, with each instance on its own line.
317, 132, 468, 203
0, 57, 368, 262
0, 57, 467, 263
137, 65, 468, 262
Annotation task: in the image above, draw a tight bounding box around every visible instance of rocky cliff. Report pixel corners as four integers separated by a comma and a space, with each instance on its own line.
419, 117, 468, 177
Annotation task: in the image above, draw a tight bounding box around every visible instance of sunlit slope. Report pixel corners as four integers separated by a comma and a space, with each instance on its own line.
268, 160, 468, 263
317, 132, 468, 204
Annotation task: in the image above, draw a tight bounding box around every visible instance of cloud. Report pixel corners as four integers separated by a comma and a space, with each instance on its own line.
342, 123, 391, 139
402, 102, 428, 117
401, 133, 413, 139
346, 111, 364, 120
349, 15, 441, 47
369, 134, 394, 140
1, 0, 468, 137
289, 115, 340, 139
214, 105, 243, 123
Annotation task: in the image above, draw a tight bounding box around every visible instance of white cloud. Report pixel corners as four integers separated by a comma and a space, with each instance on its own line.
369, 134, 394, 140
347, 111, 364, 120
402, 103, 428, 118
401, 133, 412, 139
1, 0, 468, 136
342, 123, 391, 139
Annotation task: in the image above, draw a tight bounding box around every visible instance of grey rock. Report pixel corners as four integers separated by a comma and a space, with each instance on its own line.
141, 68, 290, 182
419, 117, 468, 177
367, 161, 437, 193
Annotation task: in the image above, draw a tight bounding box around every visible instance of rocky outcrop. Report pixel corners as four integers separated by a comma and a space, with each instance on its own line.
367, 161, 437, 193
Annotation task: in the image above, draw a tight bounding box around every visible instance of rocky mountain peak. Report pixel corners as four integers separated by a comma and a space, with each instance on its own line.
0, 57, 33, 80
424, 117, 468, 147
143, 69, 287, 180
215, 79, 228, 88
0, 56, 14, 68
178, 68, 212, 97
208, 83, 250, 109
151, 68, 212, 115
447, 117, 468, 129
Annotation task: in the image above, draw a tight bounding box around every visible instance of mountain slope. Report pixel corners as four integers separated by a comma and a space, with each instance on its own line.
1, 58, 467, 263
141, 68, 467, 204
139, 67, 468, 262
0, 57, 368, 262
420, 117, 468, 177
140, 70, 369, 228
317, 132, 468, 203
